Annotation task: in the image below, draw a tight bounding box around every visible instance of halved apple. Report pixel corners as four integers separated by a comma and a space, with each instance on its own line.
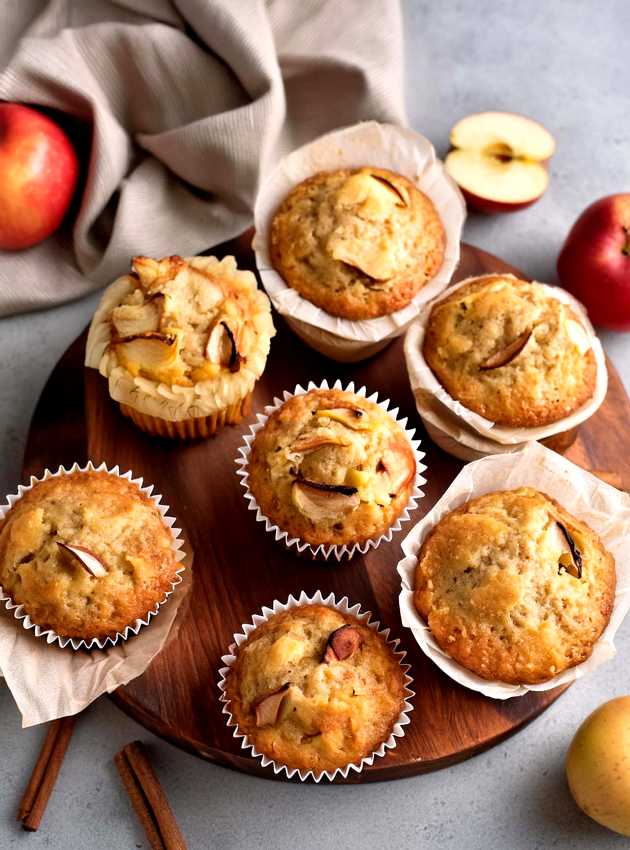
445, 112, 556, 213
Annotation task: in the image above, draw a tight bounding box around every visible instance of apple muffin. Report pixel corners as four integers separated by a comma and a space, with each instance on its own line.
423, 274, 597, 428
414, 487, 615, 684
85, 254, 275, 438
246, 388, 417, 548
224, 604, 406, 775
0, 471, 181, 641
269, 167, 445, 320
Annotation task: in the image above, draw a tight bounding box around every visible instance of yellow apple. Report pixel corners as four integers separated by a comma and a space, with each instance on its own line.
444, 111, 555, 213
566, 696, 630, 836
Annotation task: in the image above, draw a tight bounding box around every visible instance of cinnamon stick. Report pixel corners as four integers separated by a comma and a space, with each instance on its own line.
17, 715, 76, 831
115, 741, 187, 850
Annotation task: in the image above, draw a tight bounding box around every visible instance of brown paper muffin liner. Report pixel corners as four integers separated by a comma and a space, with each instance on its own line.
236, 379, 426, 561
0, 461, 186, 651
119, 392, 253, 439
218, 590, 414, 782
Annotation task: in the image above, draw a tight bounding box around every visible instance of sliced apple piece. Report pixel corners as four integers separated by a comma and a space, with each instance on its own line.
111, 297, 162, 338
556, 521, 583, 579
254, 684, 290, 727
445, 112, 555, 213
112, 331, 186, 383
378, 438, 416, 494
131, 255, 185, 293
291, 480, 359, 522
57, 542, 107, 577
291, 434, 350, 454
205, 320, 241, 372
323, 624, 362, 663
315, 405, 371, 430
479, 328, 531, 370
328, 232, 397, 280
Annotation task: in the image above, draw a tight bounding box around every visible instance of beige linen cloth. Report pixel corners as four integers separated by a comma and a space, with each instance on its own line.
0, 0, 406, 316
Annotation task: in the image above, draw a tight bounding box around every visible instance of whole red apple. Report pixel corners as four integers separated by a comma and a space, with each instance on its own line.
558, 194, 630, 331
0, 103, 78, 250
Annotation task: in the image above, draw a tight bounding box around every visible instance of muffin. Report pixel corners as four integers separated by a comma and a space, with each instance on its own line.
246, 388, 417, 548
269, 167, 445, 320
423, 274, 597, 427
0, 471, 181, 641
414, 487, 615, 684
85, 254, 275, 438
224, 604, 406, 775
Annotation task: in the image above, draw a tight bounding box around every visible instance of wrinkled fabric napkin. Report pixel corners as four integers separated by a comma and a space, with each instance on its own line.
0, 0, 406, 316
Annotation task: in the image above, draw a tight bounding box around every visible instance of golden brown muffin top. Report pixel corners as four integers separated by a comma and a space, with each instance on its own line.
225, 604, 406, 774
414, 488, 615, 684
103, 254, 274, 387
423, 274, 597, 427
0, 471, 180, 640
269, 167, 445, 320
247, 389, 416, 547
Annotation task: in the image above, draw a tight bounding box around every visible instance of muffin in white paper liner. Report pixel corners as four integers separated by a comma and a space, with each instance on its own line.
253, 121, 466, 362
235, 379, 426, 561
397, 441, 630, 699
404, 274, 608, 459
217, 590, 415, 782
0, 461, 186, 651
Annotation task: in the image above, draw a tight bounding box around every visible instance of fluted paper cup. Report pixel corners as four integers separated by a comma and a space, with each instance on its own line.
253, 121, 466, 362
397, 441, 630, 699
218, 590, 414, 782
0, 462, 186, 650
404, 274, 608, 459
235, 379, 426, 561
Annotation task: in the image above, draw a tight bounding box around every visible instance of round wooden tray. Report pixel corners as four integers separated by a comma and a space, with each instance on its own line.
22, 240, 630, 783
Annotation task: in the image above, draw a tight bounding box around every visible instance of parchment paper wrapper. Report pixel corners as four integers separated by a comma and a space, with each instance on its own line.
0, 462, 191, 727
404, 275, 608, 459
236, 379, 426, 561
397, 441, 630, 699
253, 121, 466, 362
218, 590, 414, 782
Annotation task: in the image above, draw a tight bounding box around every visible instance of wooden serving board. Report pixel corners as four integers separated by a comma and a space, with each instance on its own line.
22, 240, 630, 783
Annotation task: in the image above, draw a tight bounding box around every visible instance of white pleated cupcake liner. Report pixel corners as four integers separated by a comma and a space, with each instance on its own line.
404, 274, 608, 458
397, 442, 630, 699
218, 590, 415, 782
0, 461, 186, 651
235, 379, 426, 561
253, 121, 466, 362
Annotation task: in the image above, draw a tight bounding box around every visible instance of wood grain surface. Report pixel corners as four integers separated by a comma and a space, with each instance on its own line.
22, 239, 630, 783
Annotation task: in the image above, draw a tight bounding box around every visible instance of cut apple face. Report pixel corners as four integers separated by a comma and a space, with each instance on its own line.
445, 112, 556, 212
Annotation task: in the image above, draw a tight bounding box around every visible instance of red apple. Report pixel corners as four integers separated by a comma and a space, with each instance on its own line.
0, 103, 78, 250
557, 194, 630, 331
444, 111, 555, 213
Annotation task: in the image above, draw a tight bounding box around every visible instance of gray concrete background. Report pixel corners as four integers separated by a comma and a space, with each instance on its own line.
1, 1, 630, 848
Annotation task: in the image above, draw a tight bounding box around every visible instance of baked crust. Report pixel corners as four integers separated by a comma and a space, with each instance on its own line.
423, 274, 597, 427
0, 471, 180, 639
269, 167, 445, 320
414, 487, 615, 684
85, 254, 275, 421
225, 604, 405, 774
247, 389, 416, 547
